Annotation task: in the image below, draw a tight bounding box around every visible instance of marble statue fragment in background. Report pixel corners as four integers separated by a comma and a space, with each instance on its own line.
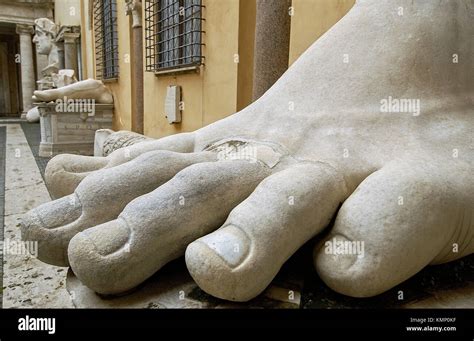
33, 19, 79, 90
33, 18, 60, 82
28, 18, 78, 122
33, 78, 114, 104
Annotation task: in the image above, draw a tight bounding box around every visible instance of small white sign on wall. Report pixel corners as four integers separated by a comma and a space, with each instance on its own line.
165, 85, 182, 124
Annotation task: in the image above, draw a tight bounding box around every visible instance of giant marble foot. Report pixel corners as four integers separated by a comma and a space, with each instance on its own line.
22, 0, 474, 300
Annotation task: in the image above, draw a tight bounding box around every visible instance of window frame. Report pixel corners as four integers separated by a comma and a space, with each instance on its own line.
93, 0, 120, 81
145, 0, 205, 75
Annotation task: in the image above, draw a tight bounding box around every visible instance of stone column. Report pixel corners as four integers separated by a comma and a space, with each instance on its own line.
63, 32, 80, 77
56, 42, 65, 70
16, 24, 36, 118
126, 0, 144, 134
252, 0, 291, 101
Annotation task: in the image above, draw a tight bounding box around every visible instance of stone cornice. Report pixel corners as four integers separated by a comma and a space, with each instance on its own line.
55, 25, 81, 42
63, 32, 81, 44
16, 23, 34, 35
0, 1, 53, 25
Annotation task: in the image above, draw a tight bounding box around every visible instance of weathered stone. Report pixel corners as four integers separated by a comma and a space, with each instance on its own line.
34, 78, 113, 104
52, 69, 77, 88
33, 18, 60, 77
100, 130, 153, 157
22, 150, 218, 266
93, 129, 114, 156
63, 31, 80, 78
36, 102, 114, 158
22, 0, 474, 301
26, 107, 40, 123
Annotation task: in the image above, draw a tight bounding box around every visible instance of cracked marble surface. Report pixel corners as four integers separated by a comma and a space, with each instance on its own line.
1, 122, 473, 309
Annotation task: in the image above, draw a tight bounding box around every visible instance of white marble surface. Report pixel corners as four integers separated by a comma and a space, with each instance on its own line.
1, 123, 472, 309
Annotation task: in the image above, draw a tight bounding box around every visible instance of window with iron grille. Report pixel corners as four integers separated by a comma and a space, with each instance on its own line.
93, 0, 119, 80
145, 0, 204, 73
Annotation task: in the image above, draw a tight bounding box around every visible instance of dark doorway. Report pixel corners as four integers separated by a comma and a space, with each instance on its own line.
0, 23, 21, 117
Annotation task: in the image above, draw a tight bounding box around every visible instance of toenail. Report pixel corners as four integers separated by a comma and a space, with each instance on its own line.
320, 234, 361, 269
80, 220, 130, 256
198, 225, 251, 267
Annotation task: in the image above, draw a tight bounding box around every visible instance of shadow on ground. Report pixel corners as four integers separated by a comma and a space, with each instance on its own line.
139, 239, 474, 309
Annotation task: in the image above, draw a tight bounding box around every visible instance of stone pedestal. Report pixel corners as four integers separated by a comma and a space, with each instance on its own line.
37, 102, 114, 157
16, 24, 36, 118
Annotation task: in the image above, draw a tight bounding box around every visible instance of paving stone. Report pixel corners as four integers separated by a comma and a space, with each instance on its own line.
2, 124, 72, 308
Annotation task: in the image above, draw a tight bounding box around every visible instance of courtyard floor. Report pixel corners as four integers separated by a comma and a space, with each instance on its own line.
1, 120, 473, 309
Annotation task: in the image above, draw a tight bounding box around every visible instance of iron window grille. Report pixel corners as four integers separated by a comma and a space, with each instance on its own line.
145, 0, 205, 73
93, 0, 119, 80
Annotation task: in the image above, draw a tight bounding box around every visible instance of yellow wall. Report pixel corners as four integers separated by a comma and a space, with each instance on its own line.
289, 0, 355, 65
105, 0, 133, 131
144, 0, 251, 138
76, 0, 354, 138
77, 0, 254, 138
201, 0, 240, 127
55, 0, 82, 27
80, 0, 133, 131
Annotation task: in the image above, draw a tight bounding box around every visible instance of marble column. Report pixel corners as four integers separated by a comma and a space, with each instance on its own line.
252, 0, 291, 101
63, 32, 80, 77
16, 24, 36, 118
126, 0, 144, 134
57, 42, 65, 70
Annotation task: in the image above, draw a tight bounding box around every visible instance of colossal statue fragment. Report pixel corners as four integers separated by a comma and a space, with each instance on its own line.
22, 0, 473, 301
33, 18, 60, 78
